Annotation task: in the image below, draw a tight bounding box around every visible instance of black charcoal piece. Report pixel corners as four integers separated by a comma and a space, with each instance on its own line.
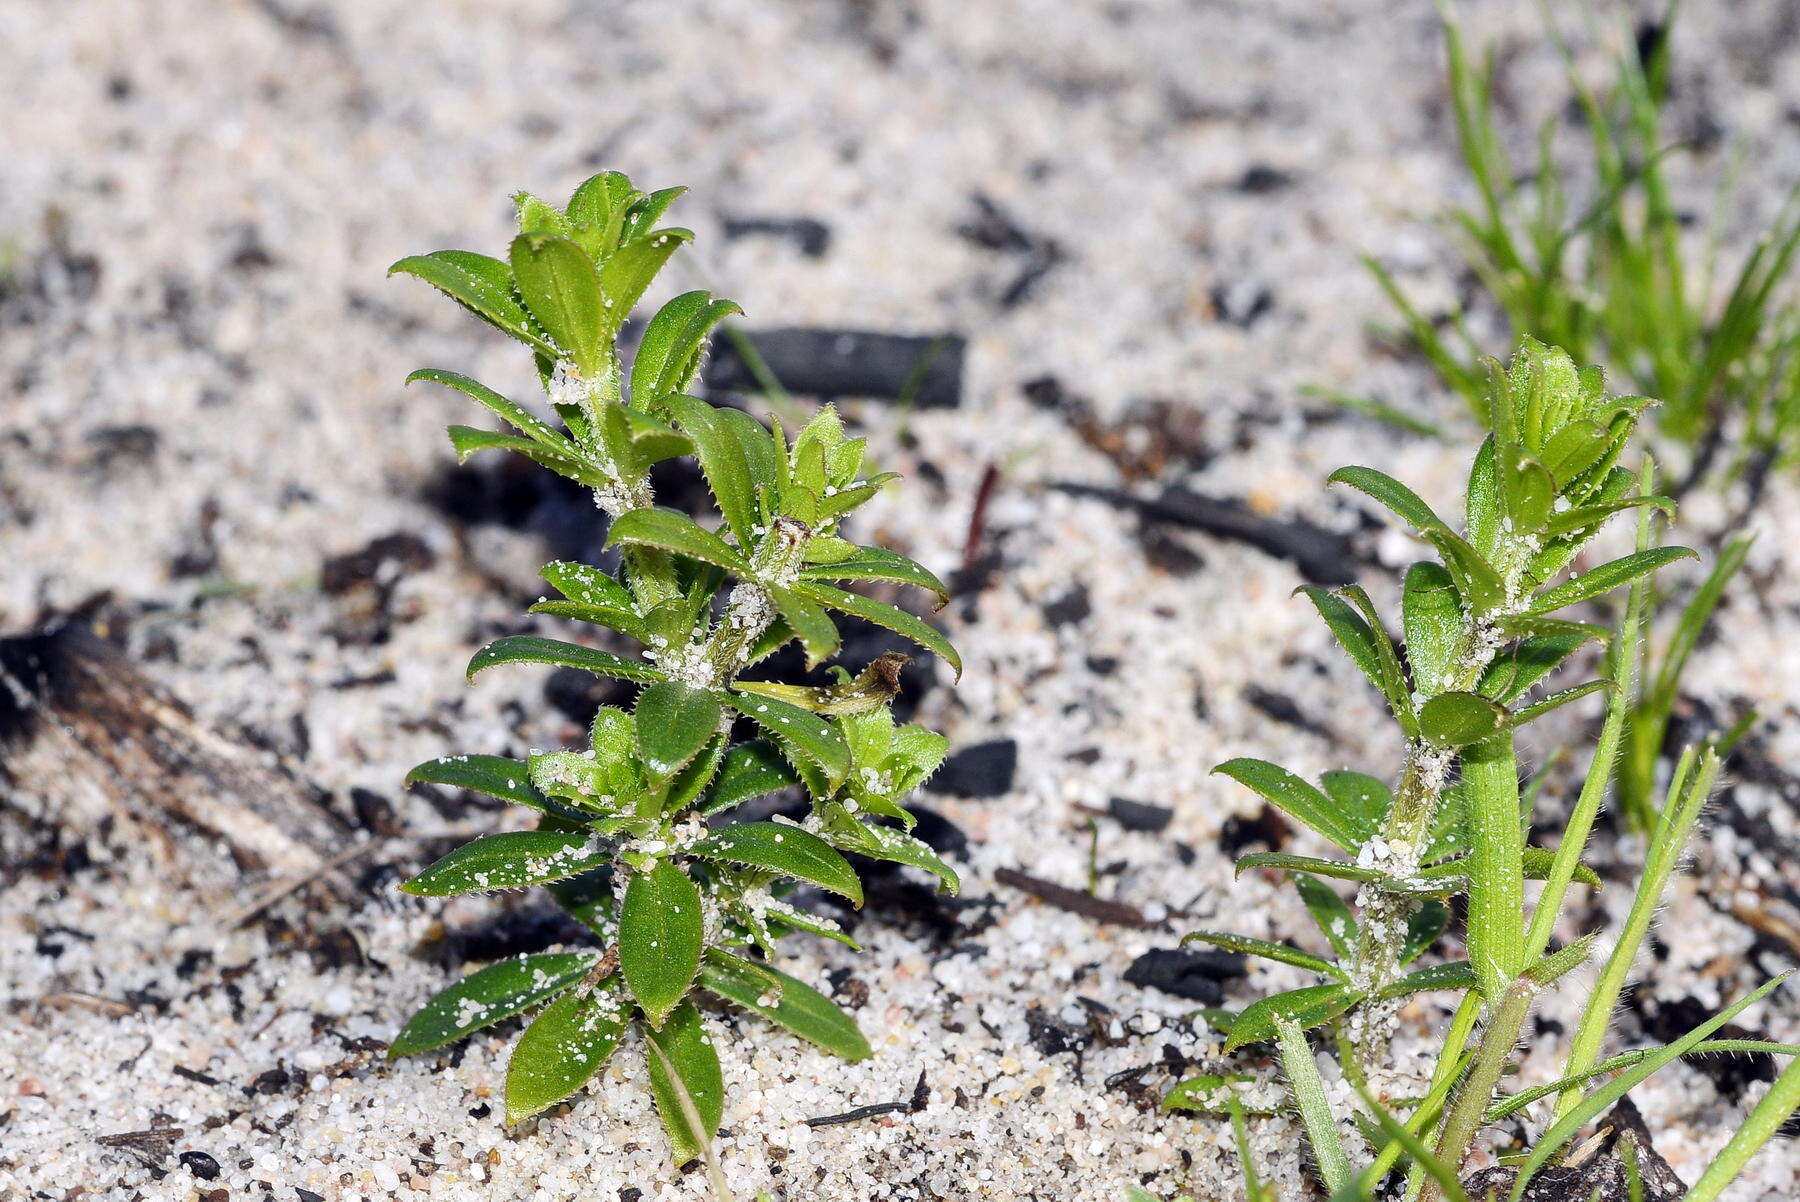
928, 739, 1016, 798
1107, 797, 1173, 833
1123, 948, 1245, 1003
704, 328, 965, 409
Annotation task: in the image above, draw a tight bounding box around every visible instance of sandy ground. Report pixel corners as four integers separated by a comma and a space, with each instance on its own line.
3, 0, 1800, 1198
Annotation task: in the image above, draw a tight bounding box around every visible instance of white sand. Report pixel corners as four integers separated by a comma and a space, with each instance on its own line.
3, 0, 1799, 1197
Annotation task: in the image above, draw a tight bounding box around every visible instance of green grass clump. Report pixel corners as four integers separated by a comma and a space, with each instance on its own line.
1163, 340, 1800, 1198
384, 172, 960, 1163
1367, 4, 1800, 477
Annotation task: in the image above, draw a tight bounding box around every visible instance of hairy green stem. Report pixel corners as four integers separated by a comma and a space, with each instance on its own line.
1555, 744, 1719, 1119
701, 516, 810, 689
1463, 731, 1524, 999
1522, 562, 1645, 962
1350, 505, 1551, 1068
1424, 978, 1536, 1202
1398, 992, 1482, 1201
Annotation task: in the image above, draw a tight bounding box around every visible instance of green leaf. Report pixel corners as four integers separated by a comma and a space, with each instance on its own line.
619, 860, 705, 1026
566, 170, 633, 232
1376, 961, 1477, 1000
1224, 983, 1357, 1052
401, 830, 609, 897
1401, 900, 1449, 964
1506, 679, 1613, 728
390, 953, 595, 1057
700, 740, 799, 815
1334, 585, 1418, 734
389, 250, 555, 355
1522, 933, 1596, 988
644, 1001, 724, 1165
408, 368, 574, 451
663, 735, 726, 813
541, 560, 636, 609
664, 394, 760, 545
1486, 1040, 1800, 1125
1402, 561, 1464, 696
1181, 931, 1343, 980
1538, 418, 1611, 485
688, 821, 863, 904
720, 406, 782, 493
1233, 853, 1381, 885
526, 598, 646, 642
799, 547, 950, 606
467, 636, 662, 684
1318, 770, 1394, 834
446, 427, 596, 480
733, 653, 908, 717
1418, 691, 1509, 747
530, 749, 637, 815
1529, 546, 1697, 615
1213, 758, 1372, 851
792, 582, 961, 679
1494, 614, 1610, 643
1292, 874, 1358, 960
503, 979, 631, 1123
598, 230, 694, 335
827, 818, 959, 893
722, 691, 851, 785
513, 191, 573, 237
1521, 846, 1600, 887
699, 949, 870, 1060
1498, 447, 1555, 532
1298, 586, 1414, 733
1425, 528, 1506, 612
623, 187, 688, 240
406, 754, 563, 816
771, 586, 841, 669
631, 290, 742, 404
1543, 494, 1674, 538
1328, 466, 1451, 535
634, 682, 723, 781
1420, 848, 1600, 888
508, 234, 604, 374
762, 897, 859, 949
1478, 633, 1591, 703
606, 507, 748, 573
1162, 1074, 1280, 1115
618, 408, 693, 468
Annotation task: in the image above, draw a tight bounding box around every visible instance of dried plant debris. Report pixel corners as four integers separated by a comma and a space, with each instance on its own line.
1058, 482, 1362, 585
0, 622, 352, 881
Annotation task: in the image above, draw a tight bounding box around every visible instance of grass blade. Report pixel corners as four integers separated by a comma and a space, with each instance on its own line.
1277, 1015, 1357, 1193
1683, 1052, 1800, 1202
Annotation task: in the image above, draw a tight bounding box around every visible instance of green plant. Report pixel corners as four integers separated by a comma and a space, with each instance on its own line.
1617, 521, 1754, 828
1164, 340, 1800, 1197
383, 172, 961, 1162
1365, 3, 1800, 474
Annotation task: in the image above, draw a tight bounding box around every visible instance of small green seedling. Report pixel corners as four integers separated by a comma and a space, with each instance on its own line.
385, 173, 961, 1162
1162, 340, 1800, 1197
1200, 339, 1685, 1056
